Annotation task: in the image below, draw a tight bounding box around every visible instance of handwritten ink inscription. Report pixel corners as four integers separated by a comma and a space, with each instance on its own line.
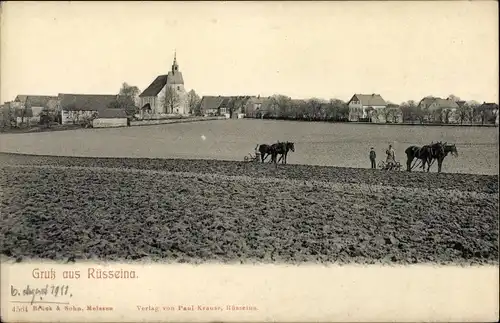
11, 284, 72, 304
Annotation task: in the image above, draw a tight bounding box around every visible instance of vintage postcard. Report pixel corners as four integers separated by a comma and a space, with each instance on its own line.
0, 1, 498, 322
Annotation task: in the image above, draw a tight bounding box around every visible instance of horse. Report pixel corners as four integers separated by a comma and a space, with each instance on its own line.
270, 141, 295, 164
405, 142, 445, 172
428, 142, 458, 173
257, 144, 274, 163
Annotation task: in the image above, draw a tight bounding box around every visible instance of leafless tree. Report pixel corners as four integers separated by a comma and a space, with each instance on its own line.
187, 89, 201, 115
271, 94, 292, 118
456, 104, 469, 124
306, 98, 323, 120
161, 86, 180, 114
445, 108, 454, 123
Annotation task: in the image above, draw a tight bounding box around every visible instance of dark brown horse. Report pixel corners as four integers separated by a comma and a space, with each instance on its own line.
405, 142, 445, 172
270, 141, 295, 164
258, 144, 275, 163
428, 142, 458, 173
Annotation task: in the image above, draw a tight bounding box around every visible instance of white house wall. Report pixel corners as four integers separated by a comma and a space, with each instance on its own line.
93, 118, 128, 128
31, 106, 44, 117
349, 103, 390, 122
348, 102, 363, 121
61, 109, 96, 125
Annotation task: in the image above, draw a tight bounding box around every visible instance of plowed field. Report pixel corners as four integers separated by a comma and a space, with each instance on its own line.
1, 153, 498, 265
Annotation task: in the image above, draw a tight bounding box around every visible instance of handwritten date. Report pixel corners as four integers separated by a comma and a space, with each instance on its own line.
11, 284, 73, 304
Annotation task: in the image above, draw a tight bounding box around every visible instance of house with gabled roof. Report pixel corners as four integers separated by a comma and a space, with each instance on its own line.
347, 93, 388, 122
138, 52, 189, 116
245, 96, 272, 118
57, 93, 122, 125
417, 96, 460, 123
199, 96, 225, 116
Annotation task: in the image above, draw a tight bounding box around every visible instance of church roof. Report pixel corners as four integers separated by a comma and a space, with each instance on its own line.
139, 75, 168, 97
139, 71, 184, 98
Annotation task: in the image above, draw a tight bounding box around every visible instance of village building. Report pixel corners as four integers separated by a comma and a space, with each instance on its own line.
138, 52, 189, 117
199, 96, 225, 117
347, 94, 388, 122
199, 95, 272, 118
58, 93, 124, 125
244, 96, 273, 118
477, 102, 499, 125
13, 95, 58, 126
417, 97, 460, 123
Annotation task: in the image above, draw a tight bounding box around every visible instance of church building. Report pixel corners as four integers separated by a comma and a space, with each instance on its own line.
138, 52, 189, 115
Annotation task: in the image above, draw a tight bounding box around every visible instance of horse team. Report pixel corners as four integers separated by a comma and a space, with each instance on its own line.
254, 140, 458, 173
257, 141, 295, 164
405, 141, 458, 173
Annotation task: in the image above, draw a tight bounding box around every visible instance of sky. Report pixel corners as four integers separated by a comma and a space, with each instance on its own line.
1, 1, 498, 104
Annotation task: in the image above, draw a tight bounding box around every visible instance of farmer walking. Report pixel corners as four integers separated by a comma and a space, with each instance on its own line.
369, 147, 377, 169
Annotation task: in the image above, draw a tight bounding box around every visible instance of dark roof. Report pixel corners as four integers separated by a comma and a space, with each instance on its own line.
97, 109, 128, 118
139, 71, 185, 98
478, 102, 499, 110
14, 95, 57, 107
26, 95, 58, 108
59, 94, 118, 112
200, 96, 225, 112
14, 95, 28, 103
139, 75, 168, 97
349, 94, 387, 106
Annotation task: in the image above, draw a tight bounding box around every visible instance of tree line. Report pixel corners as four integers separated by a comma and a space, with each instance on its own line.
251, 94, 497, 125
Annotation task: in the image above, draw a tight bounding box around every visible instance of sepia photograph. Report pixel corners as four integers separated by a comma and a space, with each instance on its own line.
0, 1, 498, 321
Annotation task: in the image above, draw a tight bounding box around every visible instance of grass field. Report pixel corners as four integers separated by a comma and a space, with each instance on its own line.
1, 153, 498, 265
0, 119, 498, 175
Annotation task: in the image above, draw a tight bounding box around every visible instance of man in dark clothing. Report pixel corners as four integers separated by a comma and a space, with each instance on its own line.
370, 147, 376, 169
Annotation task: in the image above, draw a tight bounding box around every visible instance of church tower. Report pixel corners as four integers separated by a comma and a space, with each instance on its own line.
165, 51, 188, 114
172, 52, 179, 73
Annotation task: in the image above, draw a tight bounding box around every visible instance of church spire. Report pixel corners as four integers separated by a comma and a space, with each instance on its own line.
171, 50, 179, 73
